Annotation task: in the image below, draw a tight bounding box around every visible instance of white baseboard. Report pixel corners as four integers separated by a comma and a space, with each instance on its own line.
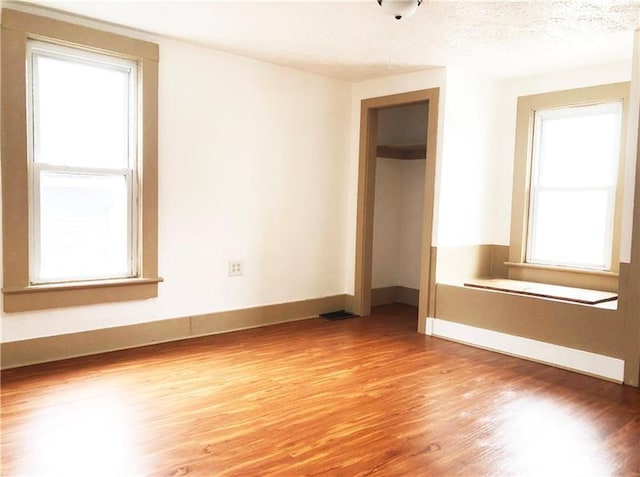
432, 319, 624, 383
425, 317, 435, 336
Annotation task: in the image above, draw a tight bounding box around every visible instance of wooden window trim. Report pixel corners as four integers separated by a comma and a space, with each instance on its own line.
507, 82, 630, 292
1, 9, 162, 312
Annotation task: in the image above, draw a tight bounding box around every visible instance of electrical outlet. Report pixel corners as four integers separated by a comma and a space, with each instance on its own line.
228, 260, 243, 277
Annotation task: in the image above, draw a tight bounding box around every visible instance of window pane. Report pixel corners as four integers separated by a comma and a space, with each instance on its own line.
34, 53, 131, 169
536, 105, 621, 188
529, 190, 610, 269
37, 172, 131, 282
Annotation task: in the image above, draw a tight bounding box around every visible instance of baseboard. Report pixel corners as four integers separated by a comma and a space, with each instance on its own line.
371, 286, 398, 306
343, 294, 356, 314
432, 318, 624, 383
397, 286, 419, 307
371, 286, 419, 307
1, 294, 347, 369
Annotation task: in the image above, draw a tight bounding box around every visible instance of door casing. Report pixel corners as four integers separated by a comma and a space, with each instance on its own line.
352, 88, 440, 333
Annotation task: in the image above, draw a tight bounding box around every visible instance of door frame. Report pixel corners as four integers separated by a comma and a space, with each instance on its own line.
352, 88, 440, 333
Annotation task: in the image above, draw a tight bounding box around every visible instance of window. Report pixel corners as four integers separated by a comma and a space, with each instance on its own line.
527, 102, 623, 271
508, 83, 629, 291
1, 9, 161, 312
28, 42, 138, 283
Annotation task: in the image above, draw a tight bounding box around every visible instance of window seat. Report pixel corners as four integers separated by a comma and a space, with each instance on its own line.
463, 278, 617, 306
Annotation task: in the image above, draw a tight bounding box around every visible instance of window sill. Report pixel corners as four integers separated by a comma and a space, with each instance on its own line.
505, 262, 618, 293
505, 262, 617, 277
2, 277, 163, 312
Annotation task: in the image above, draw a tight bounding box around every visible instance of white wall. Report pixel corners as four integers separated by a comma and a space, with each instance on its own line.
372, 103, 427, 290
4, 7, 635, 344
621, 29, 640, 263
350, 60, 635, 296
435, 67, 504, 247
1, 36, 352, 342
349, 66, 505, 293
347, 68, 448, 294
398, 160, 426, 288
372, 158, 426, 290
372, 158, 402, 288
434, 61, 634, 249
492, 61, 632, 247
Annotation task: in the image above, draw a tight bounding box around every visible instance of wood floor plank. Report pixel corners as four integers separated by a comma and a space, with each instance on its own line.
1, 304, 639, 476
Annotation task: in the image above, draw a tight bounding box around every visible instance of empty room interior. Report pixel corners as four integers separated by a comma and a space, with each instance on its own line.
1, 0, 640, 475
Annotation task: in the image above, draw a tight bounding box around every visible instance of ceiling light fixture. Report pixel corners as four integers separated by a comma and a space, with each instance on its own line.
377, 0, 422, 20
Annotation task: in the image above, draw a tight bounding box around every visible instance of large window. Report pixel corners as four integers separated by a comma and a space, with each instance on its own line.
28, 42, 138, 283
508, 83, 629, 291
1, 9, 161, 312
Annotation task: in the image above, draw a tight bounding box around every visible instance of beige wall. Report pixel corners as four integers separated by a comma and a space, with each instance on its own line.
435, 284, 622, 359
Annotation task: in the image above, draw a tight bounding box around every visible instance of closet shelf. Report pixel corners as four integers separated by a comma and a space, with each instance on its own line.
377, 143, 426, 160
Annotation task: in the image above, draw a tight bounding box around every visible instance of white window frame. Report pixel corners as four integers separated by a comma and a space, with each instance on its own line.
26, 40, 139, 284
526, 102, 623, 271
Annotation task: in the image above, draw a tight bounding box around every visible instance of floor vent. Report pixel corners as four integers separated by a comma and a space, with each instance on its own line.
319, 310, 358, 321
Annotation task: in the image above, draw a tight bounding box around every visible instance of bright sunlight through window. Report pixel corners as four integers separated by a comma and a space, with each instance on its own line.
527, 102, 623, 270
28, 41, 138, 283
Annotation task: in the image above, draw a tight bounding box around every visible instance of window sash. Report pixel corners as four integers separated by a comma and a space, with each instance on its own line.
29, 164, 138, 284
26, 40, 139, 284
526, 185, 617, 270
28, 40, 138, 170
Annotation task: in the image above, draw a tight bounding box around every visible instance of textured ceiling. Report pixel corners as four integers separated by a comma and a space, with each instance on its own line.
9, 0, 640, 81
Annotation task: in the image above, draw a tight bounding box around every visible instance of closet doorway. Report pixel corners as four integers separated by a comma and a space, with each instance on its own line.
353, 89, 440, 333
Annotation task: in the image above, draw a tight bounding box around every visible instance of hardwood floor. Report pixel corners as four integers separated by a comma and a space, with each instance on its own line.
1, 304, 639, 476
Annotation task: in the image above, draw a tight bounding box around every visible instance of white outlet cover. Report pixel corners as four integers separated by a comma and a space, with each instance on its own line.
228, 260, 243, 277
